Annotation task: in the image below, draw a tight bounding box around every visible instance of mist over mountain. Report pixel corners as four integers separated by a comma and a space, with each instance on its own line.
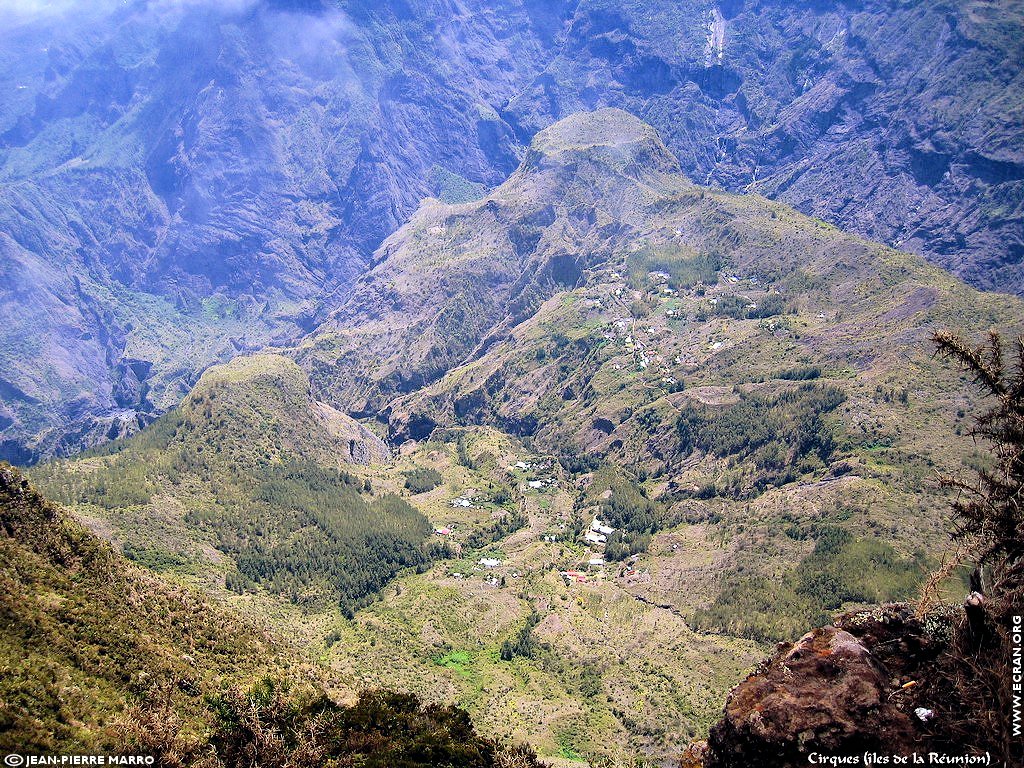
2, 1, 1023, 763
0, 0, 1022, 462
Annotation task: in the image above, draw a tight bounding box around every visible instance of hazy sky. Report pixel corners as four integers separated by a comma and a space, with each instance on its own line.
0, 0, 259, 23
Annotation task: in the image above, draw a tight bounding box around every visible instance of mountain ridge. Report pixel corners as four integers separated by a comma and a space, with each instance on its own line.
1, 0, 1022, 462
32, 109, 1024, 762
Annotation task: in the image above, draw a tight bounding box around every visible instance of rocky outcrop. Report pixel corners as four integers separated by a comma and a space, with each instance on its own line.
700, 604, 957, 768
314, 401, 390, 465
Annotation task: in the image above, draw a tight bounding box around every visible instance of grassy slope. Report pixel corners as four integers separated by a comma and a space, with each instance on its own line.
29, 111, 1024, 763
0, 462, 548, 767
0, 462, 286, 752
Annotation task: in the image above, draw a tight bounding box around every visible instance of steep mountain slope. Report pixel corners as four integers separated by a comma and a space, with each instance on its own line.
297, 108, 684, 419
37, 110, 1024, 762
33, 353, 434, 611
299, 108, 1022, 638
1, 0, 1021, 462
0, 0, 563, 461
301, 107, 1018, 451
0, 462, 276, 752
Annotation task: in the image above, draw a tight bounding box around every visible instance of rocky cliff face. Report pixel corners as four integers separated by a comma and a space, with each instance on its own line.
697, 602, 1018, 768
0, 0, 566, 460
504, 0, 1024, 295
1, 0, 1021, 460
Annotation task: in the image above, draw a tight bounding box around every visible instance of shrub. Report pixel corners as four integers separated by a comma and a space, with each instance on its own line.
676, 382, 846, 495
128, 679, 547, 768
499, 613, 541, 661
404, 467, 443, 494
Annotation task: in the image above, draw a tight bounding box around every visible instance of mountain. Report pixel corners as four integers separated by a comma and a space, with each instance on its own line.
300, 107, 1017, 468
34, 353, 433, 611
35, 110, 1024, 762
0, 0, 558, 462
300, 107, 1023, 642
0, 463, 546, 766
1, 0, 1022, 462
0, 461, 276, 751
506, 0, 1024, 294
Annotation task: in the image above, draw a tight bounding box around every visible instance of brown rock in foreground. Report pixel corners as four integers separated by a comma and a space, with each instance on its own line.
701, 605, 944, 768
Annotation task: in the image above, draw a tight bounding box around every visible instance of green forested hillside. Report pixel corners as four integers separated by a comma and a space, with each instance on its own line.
33, 355, 433, 612
0, 462, 275, 752
0, 463, 545, 767
29, 111, 1024, 763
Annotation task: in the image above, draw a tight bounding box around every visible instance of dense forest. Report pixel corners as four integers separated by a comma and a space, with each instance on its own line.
676, 383, 847, 496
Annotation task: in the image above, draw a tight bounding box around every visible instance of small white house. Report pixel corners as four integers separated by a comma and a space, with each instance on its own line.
479, 557, 502, 568
584, 531, 607, 545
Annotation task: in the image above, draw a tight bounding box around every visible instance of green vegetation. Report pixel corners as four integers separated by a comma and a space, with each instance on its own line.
934, 331, 1024, 597
456, 433, 477, 470
0, 463, 272, 753
463, 508, 527, 550
586, 467, 665, 561
122, 543, 190, 572
33, 357, 434, 612
499, 612, 542, 661
775, 365, 821, 381
626, 244, 721, 290
676, 383, 847, 496
693, 524, 925, 642
711, 292, 786, 319
41, 452, 432, 611
0, 463, 544, 765
915, 331, 1024, 766
428, 165, 487, 205
126, 679, 544, 768
226, 465, 432, 611
404, 467, 444, 494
